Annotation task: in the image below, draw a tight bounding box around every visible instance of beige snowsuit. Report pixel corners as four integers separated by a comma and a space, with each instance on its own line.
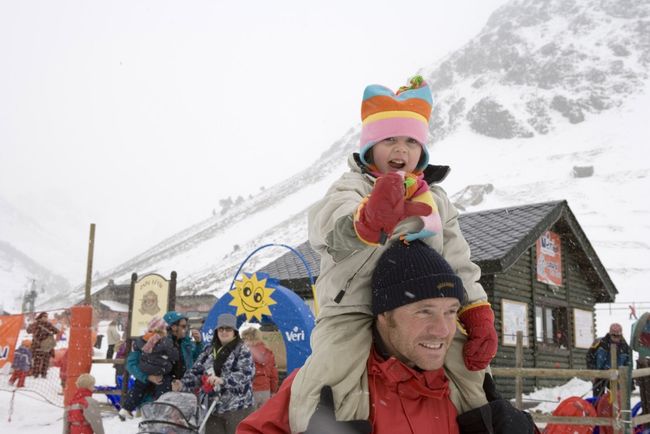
289, 154, 489, 432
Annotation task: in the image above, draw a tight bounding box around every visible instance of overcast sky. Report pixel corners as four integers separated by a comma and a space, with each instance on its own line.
0, 0, 509, 281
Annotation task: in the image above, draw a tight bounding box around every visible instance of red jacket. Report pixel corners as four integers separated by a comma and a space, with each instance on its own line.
248, 341, 279, 393
66, 388, 94, 434
238, 346, 459, 434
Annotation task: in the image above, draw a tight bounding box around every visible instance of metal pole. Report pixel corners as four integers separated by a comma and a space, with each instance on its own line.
84, 223, 96, 305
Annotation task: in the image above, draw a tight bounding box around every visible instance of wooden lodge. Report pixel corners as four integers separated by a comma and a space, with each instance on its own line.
258, 200, 618, 397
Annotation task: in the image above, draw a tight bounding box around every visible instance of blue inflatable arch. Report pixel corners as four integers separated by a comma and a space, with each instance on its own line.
201, 244, 317, 373
202, 274, 314, 373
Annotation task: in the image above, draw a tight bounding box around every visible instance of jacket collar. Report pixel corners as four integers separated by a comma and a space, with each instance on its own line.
74, 388, 93, 400
350, 153, 450, 186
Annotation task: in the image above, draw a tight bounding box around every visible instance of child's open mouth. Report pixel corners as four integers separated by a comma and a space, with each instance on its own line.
388, 159, 406, 169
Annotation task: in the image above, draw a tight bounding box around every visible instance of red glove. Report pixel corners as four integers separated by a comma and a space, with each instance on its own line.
200, 374, 214, 393
458, 302, 498, 371
354, 173, 432, 245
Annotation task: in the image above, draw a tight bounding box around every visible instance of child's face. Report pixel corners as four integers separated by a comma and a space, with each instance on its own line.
369, 136, 422, 174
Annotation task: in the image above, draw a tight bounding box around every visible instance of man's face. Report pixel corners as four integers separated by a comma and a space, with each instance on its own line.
376, 297, 460, 371
609, 324, 623, 343
170, 319, 188, 339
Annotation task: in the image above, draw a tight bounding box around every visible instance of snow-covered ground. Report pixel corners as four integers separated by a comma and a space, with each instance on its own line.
0, 320, 138, 433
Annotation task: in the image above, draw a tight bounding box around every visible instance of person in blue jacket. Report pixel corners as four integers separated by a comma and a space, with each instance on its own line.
590, 323, 632, 397
119, 311, 203, 420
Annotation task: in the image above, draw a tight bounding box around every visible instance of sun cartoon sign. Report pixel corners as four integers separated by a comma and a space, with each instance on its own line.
229, 273, 277, 321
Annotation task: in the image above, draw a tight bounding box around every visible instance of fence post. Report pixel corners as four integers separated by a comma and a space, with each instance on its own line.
619, 365, 630, 434
516, 331, 523, 410
64, 305, 93, 406
610, 345, 621, 433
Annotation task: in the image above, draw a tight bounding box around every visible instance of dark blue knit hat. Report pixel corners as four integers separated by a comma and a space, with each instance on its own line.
371, 240, 466, 315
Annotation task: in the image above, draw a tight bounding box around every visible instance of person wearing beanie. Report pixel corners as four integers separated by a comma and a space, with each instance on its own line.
162, 310, 204, 392
178, 312, 254, 434
120, 311, 202, 421
9, 339, 32, 388
64, 373, 105, 434
239, 241, 535, 433
120, 316, 179, 420
286, 76, 498, 432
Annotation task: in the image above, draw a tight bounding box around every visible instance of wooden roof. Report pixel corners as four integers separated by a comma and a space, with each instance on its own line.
258, 200, 617, 302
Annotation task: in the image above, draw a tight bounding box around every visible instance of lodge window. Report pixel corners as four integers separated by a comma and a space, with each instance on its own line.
535, 305, 569, 349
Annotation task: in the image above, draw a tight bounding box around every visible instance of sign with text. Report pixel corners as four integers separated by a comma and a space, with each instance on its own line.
501, 299, 529, 347
0, 315, 24, 368
574, 308, 594, 349
536, 230, 563, 286
128, 273, 172, 338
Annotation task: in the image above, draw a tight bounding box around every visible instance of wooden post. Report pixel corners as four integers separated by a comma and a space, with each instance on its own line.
610, 345, 621, 433
516, 331, 524, 410
84, 223, 96, 305
619, 364, 630, 434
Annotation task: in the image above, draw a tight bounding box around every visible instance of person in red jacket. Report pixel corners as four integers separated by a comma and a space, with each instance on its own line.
64, 373, 105, 434
238, 240, 536, 434
241, 327, 279, 409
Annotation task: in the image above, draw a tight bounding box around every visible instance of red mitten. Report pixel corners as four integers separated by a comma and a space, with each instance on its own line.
354, 173, 432, 245
458, 302, 498, 371
200, 374, 214, 393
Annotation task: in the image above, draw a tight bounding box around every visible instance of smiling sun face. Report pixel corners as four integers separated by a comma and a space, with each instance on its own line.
229, 273, 277, 321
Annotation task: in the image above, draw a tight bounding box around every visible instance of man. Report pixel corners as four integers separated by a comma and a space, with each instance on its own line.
121, 311, 203, 419
238, 240, 535, 434
588, 323, 633, 397
162, 311, 204, 390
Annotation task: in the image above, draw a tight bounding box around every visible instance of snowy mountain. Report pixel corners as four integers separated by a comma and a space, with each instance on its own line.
424, 0, 649, 142
37, 0, 649, 336
0, 195, 72, 311
0, 240, 71, 313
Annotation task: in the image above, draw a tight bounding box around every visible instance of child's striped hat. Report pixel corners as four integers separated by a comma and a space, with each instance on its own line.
359, 76, 433, 171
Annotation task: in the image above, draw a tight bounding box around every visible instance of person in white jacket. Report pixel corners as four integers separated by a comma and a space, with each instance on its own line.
106, 319, 122, 359
289, 76, 498, 432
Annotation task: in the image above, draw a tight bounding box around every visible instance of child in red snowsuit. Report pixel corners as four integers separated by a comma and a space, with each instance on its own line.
9, 339, 32, 388
64, 373, 105, 434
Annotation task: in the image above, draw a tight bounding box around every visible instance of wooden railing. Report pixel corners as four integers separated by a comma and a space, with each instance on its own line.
91, 358, 124, 396
491, 331, 649, 434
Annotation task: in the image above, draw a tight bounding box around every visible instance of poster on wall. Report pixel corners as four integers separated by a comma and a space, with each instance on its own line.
128, 273, 173, 338
574, 308, 594, 349
536, 230, 563, 286
501, 299, 529, 347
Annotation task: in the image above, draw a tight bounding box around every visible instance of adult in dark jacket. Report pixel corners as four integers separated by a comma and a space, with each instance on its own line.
239, 240, 535, 434
180, 313, 254, 434
120, 311, 202, 420
26, 311, 60, 378
590, 323, 632, 397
